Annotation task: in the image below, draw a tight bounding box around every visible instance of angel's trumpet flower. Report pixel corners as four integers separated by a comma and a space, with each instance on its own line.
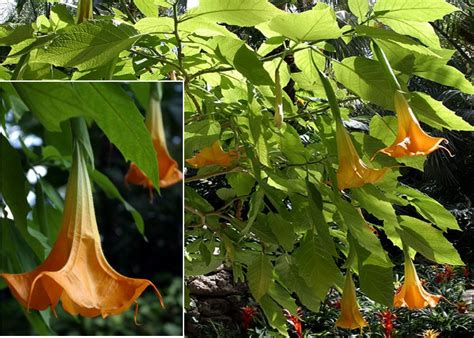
336, 120, 388, 190
125, 87, 182, 193
394, 253, 441, 309
186, 141, 239, 168
375, 91, 449, 158
1, 144, 164, 320
336, 271, 368, 330
77, 0, 93, 23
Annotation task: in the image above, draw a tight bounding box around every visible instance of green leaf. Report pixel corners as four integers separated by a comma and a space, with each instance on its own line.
397, 185, 460, 231
293, 232, 342, 299
13, 82, 159, 189
265, 4, 341, 41
247, 253, 273, 301
374, 0, 459, 22
356, 25, 441, 57
0, 136, 47, 259
0, 25, 33, 46
212, 36, 273, 86
333, 56, 395, 109
243, 186, 264, 234
398, 216, 463, 265
227, 172, 255, 197
378, 18, 441, 49
268, 213, 295, 252
349, 0, 369, 21
306, 181, 337, 256
91, 169, 145, 236
350, 235, 394, 306
186, 0, 282, 27
410, 92, 474, 131
36, 20, 140, 71
334, 195, 392, 266
134, 0, 170, 17
267, 282, 298, 314
134, 17, 174, 35
352, 185, 402, 248
258, 294, 288, 336
412, 66, 474, 95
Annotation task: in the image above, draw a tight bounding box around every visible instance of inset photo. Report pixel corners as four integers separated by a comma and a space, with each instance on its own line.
0, 81, 183, 336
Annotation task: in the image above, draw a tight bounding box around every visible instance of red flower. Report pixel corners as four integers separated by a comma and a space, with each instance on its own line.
241, 306, 256, 331
377, 310, 396, 338
283, 309, 303, 338
462, 267, 470, 279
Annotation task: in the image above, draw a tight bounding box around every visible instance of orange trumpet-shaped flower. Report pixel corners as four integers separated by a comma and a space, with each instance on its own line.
394, 254, 441, 309
125, 89, 182, 192
336, 120, 387, 190
1, 144, 164, 319
186, 141, 239, 168
336, 271, 368, 330
376, 91, 448, 158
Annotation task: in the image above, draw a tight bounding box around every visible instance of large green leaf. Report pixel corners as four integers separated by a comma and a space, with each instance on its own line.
374, 0, 459, 22
211, 36, 273, 86
410, 92, 474, 131
378, 18, 441, 49
13, 83, 159, 189
265, 4, 341, 41
293, 233, 342, 299
186, 0, 282, 27
0, 136, 47, 260
258, 294, 288, 336
349, 0, 369, 21
247, 253, 273, 301
35, 20, 140, 71
397, 185, 461, 231
352, 185, 402, 249
398, 216, 463, 265
333, 56, 395, 109
91, 170, 145, 236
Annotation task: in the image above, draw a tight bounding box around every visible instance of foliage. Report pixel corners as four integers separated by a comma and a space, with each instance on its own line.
0, 82, 183, 334
0, 0, 473, 336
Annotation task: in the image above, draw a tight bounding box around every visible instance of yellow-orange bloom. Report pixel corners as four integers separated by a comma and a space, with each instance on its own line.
336, 272, 368, 330
125, 90, 182, 192
394, 254, 441, 309
336, 120, 387, 190
376, 91, 448, 158
1, 145, 164, 320
186, 141, 239, 168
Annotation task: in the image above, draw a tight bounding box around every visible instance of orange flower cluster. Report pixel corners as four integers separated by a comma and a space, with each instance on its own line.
1, 145, 164, 321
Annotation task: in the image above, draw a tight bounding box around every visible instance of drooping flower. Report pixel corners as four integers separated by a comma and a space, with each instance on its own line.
125, 86, 182, 193
394, 254, 441, 309
77, 0, 93, 23
375, 91, 449, 158
335, 271, 368, 330
241, 306, 256, 331
186, 141, 239, 168
1, 144, 164, 320
336, 119, 388, 190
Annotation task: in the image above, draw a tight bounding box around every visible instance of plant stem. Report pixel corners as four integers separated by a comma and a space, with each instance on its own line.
372, 42, 402, 91
185, 167, 244, 183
